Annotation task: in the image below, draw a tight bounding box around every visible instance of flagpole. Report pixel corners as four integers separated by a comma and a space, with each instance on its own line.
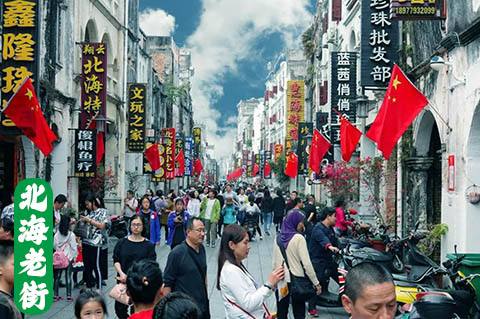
1, 76, 30, 113
426, 100, 453, 133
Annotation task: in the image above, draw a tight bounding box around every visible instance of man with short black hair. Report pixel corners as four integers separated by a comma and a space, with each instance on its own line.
163, 217, 210, 319
53, 194, 67, 234
0, 240, 21, 319
342, 262, 396, 319
308, 207, 340, 317
286, 191, 298, 212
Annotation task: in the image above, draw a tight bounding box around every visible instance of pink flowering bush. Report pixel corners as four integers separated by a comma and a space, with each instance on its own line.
88, 164, 119, 196
320, 161, 360, 202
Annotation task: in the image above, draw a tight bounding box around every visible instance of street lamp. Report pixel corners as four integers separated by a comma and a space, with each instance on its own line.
355, 94, 370, 120
95, 114, 108, 133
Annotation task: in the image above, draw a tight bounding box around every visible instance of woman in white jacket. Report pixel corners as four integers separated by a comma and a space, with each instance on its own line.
218, 224, 284, 319
187, 190, 201, 217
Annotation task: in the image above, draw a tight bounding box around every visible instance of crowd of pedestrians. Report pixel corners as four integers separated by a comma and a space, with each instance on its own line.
0, 182, 398, 319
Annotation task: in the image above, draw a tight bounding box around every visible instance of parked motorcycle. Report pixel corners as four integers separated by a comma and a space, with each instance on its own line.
399, 246, 480, 318
109, 215, 127, 238
243, 212, 259, 241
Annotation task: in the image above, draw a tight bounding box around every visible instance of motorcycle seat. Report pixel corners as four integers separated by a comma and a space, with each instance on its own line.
319, 290, 339, 302
349, 247, 393, 262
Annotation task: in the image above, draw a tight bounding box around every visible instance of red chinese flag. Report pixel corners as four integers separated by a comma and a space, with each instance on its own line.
233, 168, 243, 179
264, 162, 271, 177
195, 158, 203, 174
227, 173, 233, 181
340, 117, 362, 162
285, 152, 298, 178
145, 142, 161, 171
309, 129, 331, 174
3, 77, 57, 156
175, 149, 185, 176
366, 64, 428, 159
253, 164, 259, 176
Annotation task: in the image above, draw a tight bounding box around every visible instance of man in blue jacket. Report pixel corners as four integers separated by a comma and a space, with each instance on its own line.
307, 207, 340, 317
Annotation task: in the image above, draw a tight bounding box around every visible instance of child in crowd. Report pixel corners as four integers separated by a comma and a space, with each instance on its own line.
0, 240, 21, 319
73, 235, 84, 288
74, 290, 107, 319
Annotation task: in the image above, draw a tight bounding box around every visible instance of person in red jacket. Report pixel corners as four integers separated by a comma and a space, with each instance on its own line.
334, 199, 351, 237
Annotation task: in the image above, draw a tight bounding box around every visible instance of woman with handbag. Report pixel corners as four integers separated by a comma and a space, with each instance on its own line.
272, 205, 321, 319
80, 194, 110, 291
218, 224, 285, 319
53, 214, 78, 301
112, 215, 157, 319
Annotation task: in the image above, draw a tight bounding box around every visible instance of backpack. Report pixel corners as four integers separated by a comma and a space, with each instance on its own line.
53, 233, 71, 269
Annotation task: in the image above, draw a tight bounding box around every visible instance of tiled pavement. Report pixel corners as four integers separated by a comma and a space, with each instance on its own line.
27, 233, 348, 319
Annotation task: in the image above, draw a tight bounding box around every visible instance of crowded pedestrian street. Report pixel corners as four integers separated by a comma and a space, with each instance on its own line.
28, 232, 348, 319
2, 0, 480, 318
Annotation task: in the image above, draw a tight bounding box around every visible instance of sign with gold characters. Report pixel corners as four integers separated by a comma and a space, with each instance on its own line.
127, 83, 146, 152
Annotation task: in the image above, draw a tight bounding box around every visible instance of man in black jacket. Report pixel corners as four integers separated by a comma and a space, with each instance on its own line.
163, 217, 210, 319
307, 207, 340, 317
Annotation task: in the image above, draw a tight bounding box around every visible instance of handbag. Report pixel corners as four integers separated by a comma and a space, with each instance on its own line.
109, 283, 130, 305
276, 236, 316, 301
53, 233, 71, 269
74, 220, 91, 239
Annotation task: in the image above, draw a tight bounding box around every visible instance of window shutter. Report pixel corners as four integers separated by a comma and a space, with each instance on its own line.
332, 0, 342, 21
322, 13, 328, 33
320, 81, 328, 105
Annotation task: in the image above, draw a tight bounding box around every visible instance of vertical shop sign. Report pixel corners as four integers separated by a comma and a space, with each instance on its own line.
361, 0, 398, 88
317, 113, 334, 165
1, 0, 39, 132
274, 144, 284, 163
259, 151, 265, 178
264, 151, 272, 179
448, 155, 455, 191
184, 137, 193, 176
193, 127, 202, 158
161, 128, 176, 179
297, 123, 313, 175
175, 133, 184, 177
331, 52, 357, 144
242, 150, 248, 177
80, 43, 107, 129
247, 152, 253, 177
285, 80, 305, 151
14, 178, 53, 315
127, 83, 146, 152
151, 144, 166, 182
74, 129, 97, 178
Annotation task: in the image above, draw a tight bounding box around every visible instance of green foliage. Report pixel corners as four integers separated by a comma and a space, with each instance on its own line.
302, 24, 315, 61
165, 78, 189, 106
246, 140, 252, 148
272, 156, 290, 186
417, 223, 449, 257
358, 156, 387, 227
401, 124, 414, 163
125, 171, 141, 195
87, 164, 119, 196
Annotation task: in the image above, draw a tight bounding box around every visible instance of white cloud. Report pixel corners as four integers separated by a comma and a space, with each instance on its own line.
186, 0, 312, 160
139, 9, 176, 36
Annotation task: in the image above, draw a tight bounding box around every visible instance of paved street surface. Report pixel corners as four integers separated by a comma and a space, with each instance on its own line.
27, 233, 348, 319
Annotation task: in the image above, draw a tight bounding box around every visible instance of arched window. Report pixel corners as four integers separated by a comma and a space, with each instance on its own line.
84, 19, 98, 42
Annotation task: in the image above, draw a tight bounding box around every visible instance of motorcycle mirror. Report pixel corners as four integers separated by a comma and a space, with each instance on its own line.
414, 221, 420, 231
454, 244, 457, 256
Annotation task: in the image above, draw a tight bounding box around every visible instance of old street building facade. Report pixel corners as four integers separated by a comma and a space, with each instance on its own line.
0, 0, 196, 214
308, 0, 480, 255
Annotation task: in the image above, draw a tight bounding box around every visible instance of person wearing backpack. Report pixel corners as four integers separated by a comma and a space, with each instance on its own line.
54, 214, 78, 301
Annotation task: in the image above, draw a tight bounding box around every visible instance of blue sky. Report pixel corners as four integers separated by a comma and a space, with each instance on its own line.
139, 0, 316, 158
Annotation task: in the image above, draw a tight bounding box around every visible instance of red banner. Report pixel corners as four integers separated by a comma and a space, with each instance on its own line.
162, 128, 176, 179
